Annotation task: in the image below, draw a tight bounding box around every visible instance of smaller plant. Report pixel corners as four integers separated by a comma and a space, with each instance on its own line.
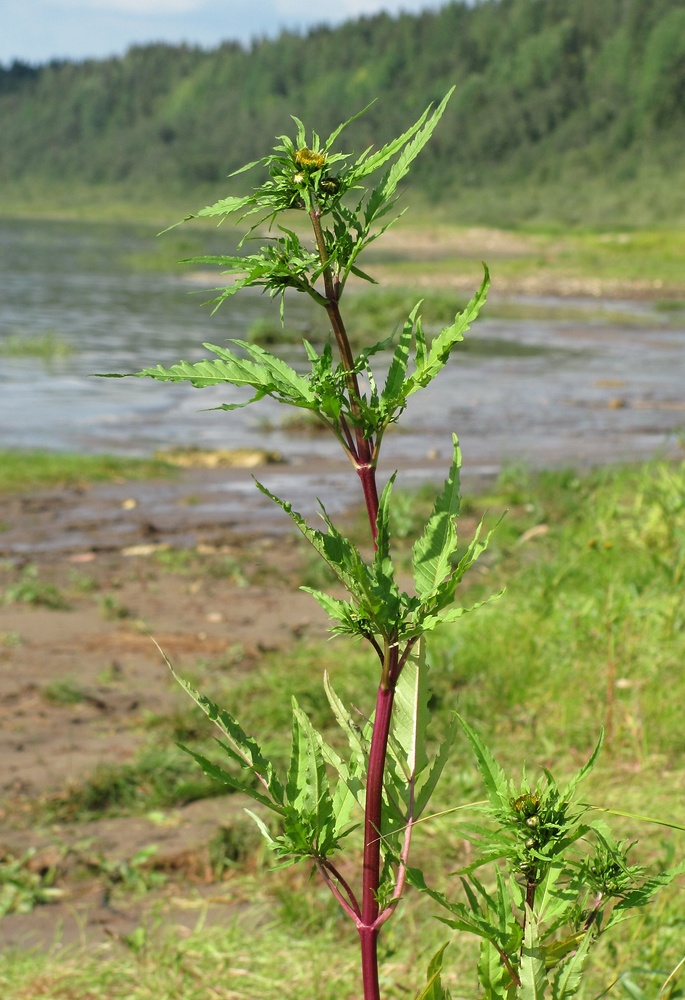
43, 678, 86, 706
79, 845, 166, 899
44, 745, 230, 822
0, 849, 63, 917
409, 718, 685, 1000
4, 565, 70, 610
0, 331, 73, 360
99, 593, 132, 621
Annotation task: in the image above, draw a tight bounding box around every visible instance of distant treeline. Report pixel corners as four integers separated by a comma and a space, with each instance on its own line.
2, 0, 685, 224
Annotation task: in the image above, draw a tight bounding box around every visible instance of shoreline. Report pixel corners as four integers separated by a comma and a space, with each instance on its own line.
2, 449, 684, 562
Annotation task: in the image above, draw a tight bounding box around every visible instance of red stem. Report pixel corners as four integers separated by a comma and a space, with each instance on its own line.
308, 199, 392, 999
360, 925, 381, 1000
358, 651, 399, 1000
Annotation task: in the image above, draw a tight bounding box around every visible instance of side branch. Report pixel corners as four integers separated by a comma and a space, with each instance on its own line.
316, 858, 362, 926
374, 772, 416, 932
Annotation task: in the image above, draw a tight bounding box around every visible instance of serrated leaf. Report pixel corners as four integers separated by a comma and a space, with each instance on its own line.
375, 473, 396, 572
477, 939, 508, 1000
613, 860, 685, 911
414, 942, 452, 1000
162, 654, 285, 807
550, 932, 592, 999
382, 305, 419, 404
254, 480, 369, 600
244, 808, 276, 846
349, 103, 435, 186
287, 699, 336, 852
405, 267, 490, 397
131, 341, 317, 412
323, 100, 377, 152
215, 340, 316, 402
391, 640, 430, 779
195, 194, 258, 220
415, 714, 458, 818
289, 693, 363, 837
300, 587, 351, 625
177, 744, 276, 811
357, 88, 455, 221
323, 672, 369, 761
456, 715, 510, 812
562, 730, 604, 800
412, 436, 461, 599
519, 907, 549, 1000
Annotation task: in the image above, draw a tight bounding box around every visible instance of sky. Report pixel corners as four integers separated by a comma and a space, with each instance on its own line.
1, 0, 449, 66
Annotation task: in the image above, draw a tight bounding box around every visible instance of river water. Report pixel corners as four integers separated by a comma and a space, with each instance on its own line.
1, 218, 684, 504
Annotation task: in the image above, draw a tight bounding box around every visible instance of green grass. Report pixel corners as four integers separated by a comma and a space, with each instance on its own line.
0, 332, 73, 359
1, 459, 683, 998
365, 218, 685, 297
42, 679, 86, 706
0, 449, 176, 494
41, 743, 231, 824
3, 565, 70, 610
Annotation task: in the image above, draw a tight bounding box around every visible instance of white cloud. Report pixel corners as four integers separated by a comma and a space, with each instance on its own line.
47, 0, 205, 12
1, 0, 447, 64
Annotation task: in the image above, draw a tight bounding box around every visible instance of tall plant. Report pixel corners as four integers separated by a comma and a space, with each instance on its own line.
112, 94, 683, 999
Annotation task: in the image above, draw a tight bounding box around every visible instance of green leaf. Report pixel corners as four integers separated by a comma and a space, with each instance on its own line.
323, 672, 370, 762
287, 698, 336, 854
519, 908, 549, 1000
357, 88, 455, 219
177, 744, 276, 811
550, 933, 593, 1000
382, 304, 419, 404
162, 652, 285, 808
288, 694, 363, 838
215, 340, 316, 402
562, 730, 604, 799
404, 266, 490, 397
244, 808, 276, 847
254, 481, 369, 600
412, 436, 462, 599
391, 639, 430, 780
415, 715, 459, 818
414, 942, 452, 1000
348, 101, 438, 186
456, 715, 510, 812
194, 194, 258, 220
322, 100, 377, 153
613, 859, 685, 911
374, 473, 396, 574
477, 939, 508, 1000
300, 587, 351, 624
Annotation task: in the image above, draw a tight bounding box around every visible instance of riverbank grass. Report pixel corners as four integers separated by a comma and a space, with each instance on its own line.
0, 450, 176, 494
0, 458, 683, 997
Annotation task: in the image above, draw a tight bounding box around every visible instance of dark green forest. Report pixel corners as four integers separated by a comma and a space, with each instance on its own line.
3, 0, 685, 226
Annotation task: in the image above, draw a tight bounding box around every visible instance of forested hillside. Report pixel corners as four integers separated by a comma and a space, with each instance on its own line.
2, 0, 685, 225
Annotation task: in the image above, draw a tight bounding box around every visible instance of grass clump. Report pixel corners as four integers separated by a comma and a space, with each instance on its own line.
427, 459, 685, 768
42, 679, 86, 706
0, 449, 176, 494
0, 849, 63, 917
3, 565, 70, 610
43, 744, 231, 823
0, 332, 73, 360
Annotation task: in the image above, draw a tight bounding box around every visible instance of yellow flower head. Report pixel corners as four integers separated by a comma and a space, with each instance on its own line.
295, 147, 327, 171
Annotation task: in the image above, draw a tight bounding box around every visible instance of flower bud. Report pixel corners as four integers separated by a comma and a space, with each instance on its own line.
319, 177, 340, 195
